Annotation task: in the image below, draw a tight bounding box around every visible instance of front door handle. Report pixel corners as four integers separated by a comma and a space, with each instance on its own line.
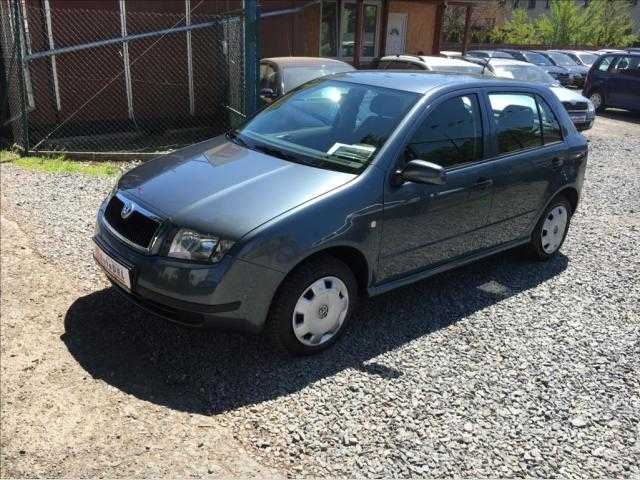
473, 178, 493, 190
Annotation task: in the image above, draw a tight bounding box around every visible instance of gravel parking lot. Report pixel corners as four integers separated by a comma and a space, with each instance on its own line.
2, 113, 639, 477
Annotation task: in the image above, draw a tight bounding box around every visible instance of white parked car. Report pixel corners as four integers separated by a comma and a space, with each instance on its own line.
376, 54, 494, 76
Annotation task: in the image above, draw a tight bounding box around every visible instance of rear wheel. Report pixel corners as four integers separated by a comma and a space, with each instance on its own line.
267, 255, 357, 355
527, 196, 572, 261
589, 90, 605, 113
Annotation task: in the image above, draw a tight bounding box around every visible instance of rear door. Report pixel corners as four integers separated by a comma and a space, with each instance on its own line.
480, 88, 568, 245
608, 55, 640, 109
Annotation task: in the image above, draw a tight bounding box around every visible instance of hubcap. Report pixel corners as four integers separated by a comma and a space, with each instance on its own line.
292, 276, 349, 347
541, 205, 568, 254
590, 92, 602, 110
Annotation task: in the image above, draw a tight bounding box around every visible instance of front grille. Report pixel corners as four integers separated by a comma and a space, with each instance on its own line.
563, 101, 588, 112
104, 195, 160, 250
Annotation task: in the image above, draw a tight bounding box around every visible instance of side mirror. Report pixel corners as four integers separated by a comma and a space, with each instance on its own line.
393, 159, 447, 186
259, 88, 277, 99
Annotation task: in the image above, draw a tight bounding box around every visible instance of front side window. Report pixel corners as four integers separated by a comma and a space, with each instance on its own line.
597, 55, 615, 72
404, 95, 483, 169
235, 80, 418, 173
489, 93, 542, 155
537, 96, 562, 144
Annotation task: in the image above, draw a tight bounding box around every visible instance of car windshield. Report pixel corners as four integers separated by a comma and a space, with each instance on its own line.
547, 52, 578, 66
232, 79, 419, 173
523, 52, 553, 66
492, 64, 558, 85
283, 65, 354, 92
491, 51, 514, 59
576, 52, 598, 65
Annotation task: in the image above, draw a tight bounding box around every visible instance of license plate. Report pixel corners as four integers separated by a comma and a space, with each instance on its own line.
570, 114, 587, 123
94, 244, 132, 290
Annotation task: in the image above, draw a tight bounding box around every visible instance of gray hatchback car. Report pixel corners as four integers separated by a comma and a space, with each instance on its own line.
94, 71, 588, 355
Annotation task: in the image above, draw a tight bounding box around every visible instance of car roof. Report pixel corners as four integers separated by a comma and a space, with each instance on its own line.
380, 55, 478, 68
262, 57, 353, 68
328, 70, 545, 94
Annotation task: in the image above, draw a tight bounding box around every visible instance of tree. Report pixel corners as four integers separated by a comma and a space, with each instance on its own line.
490, 0, 638, 47
491, 9, 537, 44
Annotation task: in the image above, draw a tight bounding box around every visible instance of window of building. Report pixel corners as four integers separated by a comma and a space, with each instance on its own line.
322, 0, 381, 60
404, 95, 483, 168
489, 93, 542, 155
320, 1, 338, 57
528, 0, 536, 9
545, 0, 551, 8
537, 96, 562, 144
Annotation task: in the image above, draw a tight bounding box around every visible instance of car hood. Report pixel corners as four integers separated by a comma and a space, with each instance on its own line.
563, 65, 589, 75
550, 86, 590, 104
118, 136, 356, 240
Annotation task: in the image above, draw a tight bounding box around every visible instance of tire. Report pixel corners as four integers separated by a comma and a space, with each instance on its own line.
588, 90, 605, 113
527, 196, 573, 261
266, 255, 358, 355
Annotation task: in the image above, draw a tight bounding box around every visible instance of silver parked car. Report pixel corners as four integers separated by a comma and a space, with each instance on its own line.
469, 58, 595, 131
259, 57, 354, 104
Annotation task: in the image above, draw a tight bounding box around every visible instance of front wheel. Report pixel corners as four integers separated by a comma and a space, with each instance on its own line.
527, 197, 573, 261
267, 255, 358, 355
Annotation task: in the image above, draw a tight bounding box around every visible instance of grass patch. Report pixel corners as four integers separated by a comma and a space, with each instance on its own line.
0, 151, 123, 176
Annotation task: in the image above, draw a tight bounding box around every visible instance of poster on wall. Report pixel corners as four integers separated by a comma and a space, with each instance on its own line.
385, 13, 407, 55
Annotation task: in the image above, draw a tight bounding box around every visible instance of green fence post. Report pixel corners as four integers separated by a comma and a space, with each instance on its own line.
243, 0, 259, 118
11, 0, 30, 155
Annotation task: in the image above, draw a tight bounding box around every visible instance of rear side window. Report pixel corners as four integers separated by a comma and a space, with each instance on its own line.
537, 97, 562, 144
489, 93, 542, 155
386, 60, 421, 70
405, 95, 483, 168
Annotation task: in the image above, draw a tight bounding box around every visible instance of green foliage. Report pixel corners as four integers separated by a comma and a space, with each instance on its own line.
491, 0, 638, 47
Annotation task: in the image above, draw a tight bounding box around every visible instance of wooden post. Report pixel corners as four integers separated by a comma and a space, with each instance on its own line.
461, 4, 473, 55
354, 0, 364, 67
379, 0, 390, 57
432, 1, 446, 55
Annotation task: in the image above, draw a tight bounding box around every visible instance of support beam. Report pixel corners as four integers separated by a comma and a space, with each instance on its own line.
379, 0, 390, 57
119, 0, 134, 120
461, 4, 473, 55
432, 1, 446, 55
243, 0, 259, 117
43, 0, 61, 112
185, 0, 195, 116
353, 0, 364, 67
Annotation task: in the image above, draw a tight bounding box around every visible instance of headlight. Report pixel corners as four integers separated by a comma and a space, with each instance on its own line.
587, 100, 595, 113
168, 228, 234, 263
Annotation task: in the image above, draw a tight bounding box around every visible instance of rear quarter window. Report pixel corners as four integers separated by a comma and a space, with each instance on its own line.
488, 93, 542, 155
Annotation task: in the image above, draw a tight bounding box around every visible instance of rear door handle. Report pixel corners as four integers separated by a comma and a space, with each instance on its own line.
473, 178, 493, 190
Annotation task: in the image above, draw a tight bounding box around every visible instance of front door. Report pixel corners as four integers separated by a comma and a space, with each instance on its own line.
378, 92, 495, 282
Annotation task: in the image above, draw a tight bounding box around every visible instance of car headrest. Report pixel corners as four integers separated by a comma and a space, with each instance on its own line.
370, 93, 406, 117
499, 105, 535, 130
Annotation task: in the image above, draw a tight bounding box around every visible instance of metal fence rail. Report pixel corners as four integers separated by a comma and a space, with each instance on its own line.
1, 0, 256, 157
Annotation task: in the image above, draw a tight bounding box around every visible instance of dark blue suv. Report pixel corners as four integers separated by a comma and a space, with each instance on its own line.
94, 72, 588, 355
584, 53, 640, 112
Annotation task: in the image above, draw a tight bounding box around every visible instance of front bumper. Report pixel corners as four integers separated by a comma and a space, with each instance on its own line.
94, 219, 284, 334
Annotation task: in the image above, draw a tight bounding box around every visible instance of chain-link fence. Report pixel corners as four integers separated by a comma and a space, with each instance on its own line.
1, 0, 251, 157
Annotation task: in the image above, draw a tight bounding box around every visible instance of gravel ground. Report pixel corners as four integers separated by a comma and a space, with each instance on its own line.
1, 113, 639, 477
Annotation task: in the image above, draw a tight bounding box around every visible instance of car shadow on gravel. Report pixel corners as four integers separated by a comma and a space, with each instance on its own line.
598, 110, 640, 124
62, 250, 568, 415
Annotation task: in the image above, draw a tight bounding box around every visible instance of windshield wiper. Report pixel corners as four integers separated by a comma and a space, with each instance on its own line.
225, 130, 248, 147
253, 144, 305, 163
